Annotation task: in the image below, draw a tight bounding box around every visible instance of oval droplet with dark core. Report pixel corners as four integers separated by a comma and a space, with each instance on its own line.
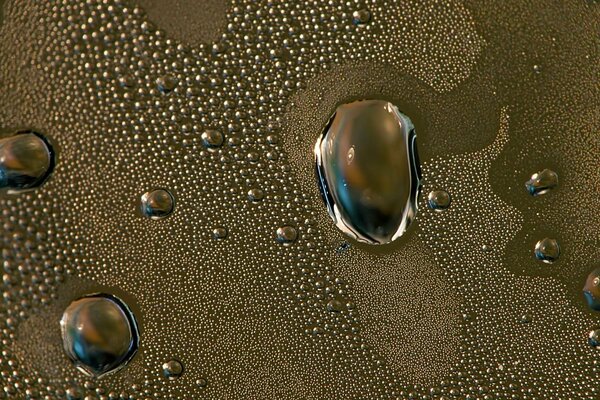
60, 294, 139, 378
0, 131, 55, 193
140, 189, 175, 220
315, 100, 421, 245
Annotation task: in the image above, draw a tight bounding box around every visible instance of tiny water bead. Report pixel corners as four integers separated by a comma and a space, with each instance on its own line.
201, 129, 224, 149
583, 268, 600, 311
315, 100, 421, 245
276, 225, 298, 244
140, 189, 175, 220
525, 169, 558, 196
212, 227, 228, 240
247, 188, 264, 202
427, 190, 451, 211
156, 74, 178, 93
588, 329, 600, 347
352, 9, 372, 25
60, 294, 140, 378
534, 238, 560, 263
0, 130, 55, 192
162, 359, 184, 379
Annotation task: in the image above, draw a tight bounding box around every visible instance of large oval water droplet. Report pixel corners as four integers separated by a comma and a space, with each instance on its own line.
314, 100, 421, 245
60, 294, 139, 378
0, 131, 55, 193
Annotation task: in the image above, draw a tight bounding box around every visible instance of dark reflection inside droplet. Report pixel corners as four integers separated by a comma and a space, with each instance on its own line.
315, 100, 422, 245
60, 293, 139, 378
0, 131, 55, 192
140, 189, 175, 219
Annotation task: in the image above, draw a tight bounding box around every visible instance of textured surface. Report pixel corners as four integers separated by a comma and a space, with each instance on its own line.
0, 0, 598, 399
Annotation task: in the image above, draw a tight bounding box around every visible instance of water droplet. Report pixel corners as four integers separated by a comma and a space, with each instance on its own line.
66, 386, 84, 400
519, 314, 532, 324
336, 241, 351, 254
427, 190, 451, 211
583, 268, 600, 311
201, 129, 224, 149
276, 225, 298, 244
156, 74, 178, 93
589, 329, 600, 347
140, 189, 175, 220
534, 238, 560, 263
196, 378, 208, 388
212, 227, 228, 240
327, 298, 345, 313
315, 100, 421, 245
162, 359, 184, 379
247, 188, 264, 202
60, 294, 139, 378
352, 9, 371, 25
525, 169, 558, 196
0, 131, 55, 193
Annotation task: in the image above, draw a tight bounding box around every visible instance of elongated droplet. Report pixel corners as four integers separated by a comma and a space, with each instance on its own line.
525, 169, 558, 196
315, 100, 421, 245
60, 294, 139, 378
0, 131, 54, 192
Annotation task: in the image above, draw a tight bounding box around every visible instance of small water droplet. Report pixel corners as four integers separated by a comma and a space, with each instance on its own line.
525, 169, 558, 196
315, 100, 421, 245
588, 329, 600, 347
327, 298, 345, 313
60, 294, 139, 378
336, 241, 351, 254
0, 131, 55, 193
140, 189, 175, 220
212, 227, 228, 240
276, 225, 298, 244
519, 314, 532, 324
196, 378, 208, 388
162, 359, 184, 379
583, 268, 600, 311
427, 190, 451, 211
352, 9, 371, 25
66, 386, 84, 400
201, 129, 224, 149
156, 74, 178, 93
534, 238, 560, 263
248, 188, 264, 202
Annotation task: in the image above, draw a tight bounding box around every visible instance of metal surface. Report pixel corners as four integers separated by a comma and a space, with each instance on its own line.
0, 0, 598, 399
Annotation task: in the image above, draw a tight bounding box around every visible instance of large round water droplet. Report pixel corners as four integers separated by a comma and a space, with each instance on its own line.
60, 294, 139, 378
315, 100, 421, 245
0, 131, 55, 192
